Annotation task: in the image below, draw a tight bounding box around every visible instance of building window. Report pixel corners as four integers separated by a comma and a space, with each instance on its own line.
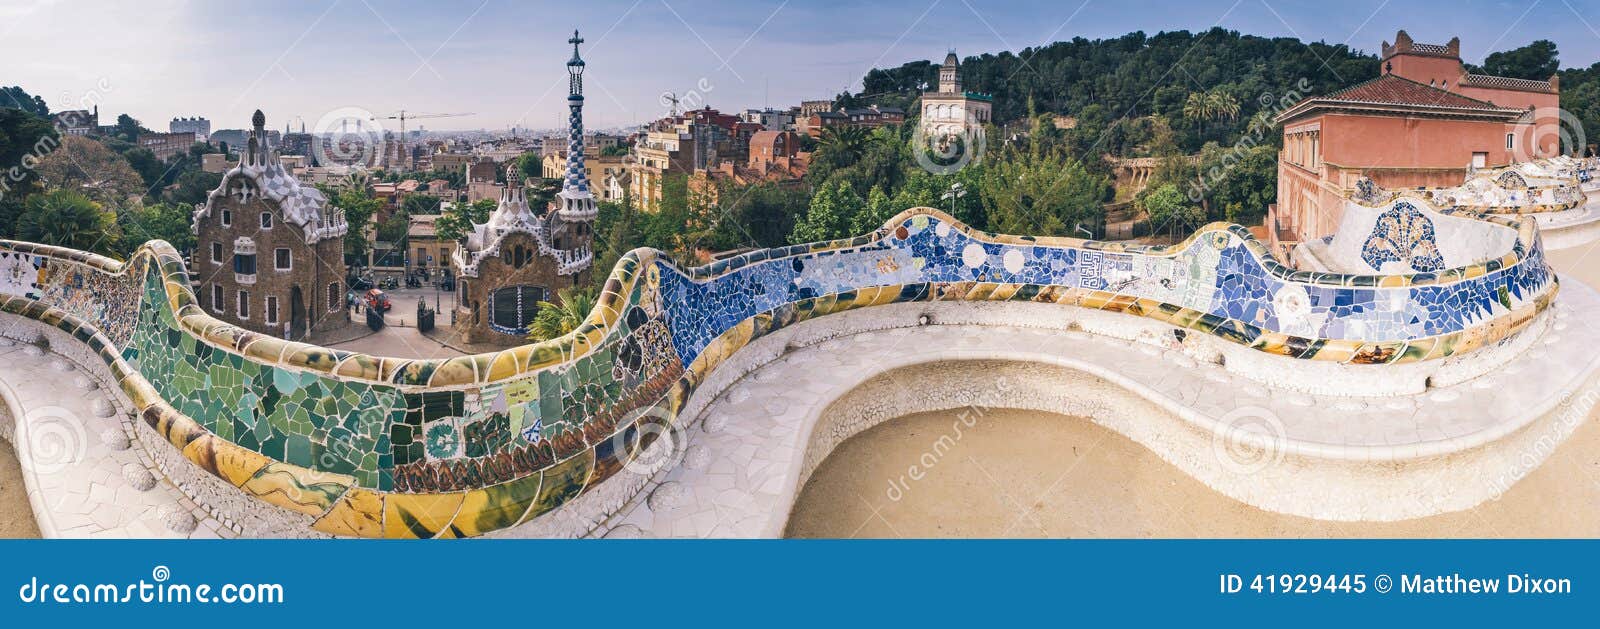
1507, 133, 1516, 150
221, 209, 232, 226
210, 242, 222, 264
233, 251, 257, 275
490, 285, 547, 332
260, 212, 273, 229
237, 290, 250, 319
212, 285, 224, 313
1473, 152, 1488, 168
275, 248, 291, 271
266, 295, 278, 325
327, 282, 341, 312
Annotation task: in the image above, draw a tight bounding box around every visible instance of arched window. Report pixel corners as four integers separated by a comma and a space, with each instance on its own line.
490, 285, 547, 333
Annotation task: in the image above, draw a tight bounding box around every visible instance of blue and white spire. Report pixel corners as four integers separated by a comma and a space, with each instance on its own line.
556, 29, 597, 220
563, 29, 589, 194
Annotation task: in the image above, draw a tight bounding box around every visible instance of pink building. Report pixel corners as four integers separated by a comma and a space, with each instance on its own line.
1270, 30, 1560, 256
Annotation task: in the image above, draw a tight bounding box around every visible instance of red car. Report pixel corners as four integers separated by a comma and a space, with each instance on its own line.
365, 289, 392, 312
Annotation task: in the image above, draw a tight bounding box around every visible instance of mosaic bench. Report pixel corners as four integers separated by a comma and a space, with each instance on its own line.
0, 200, 1557, 538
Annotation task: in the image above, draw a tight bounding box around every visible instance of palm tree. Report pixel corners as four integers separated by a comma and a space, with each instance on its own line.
1209, 91, 1240, 122
526, 287, 597, 342
1182, 92, 1211, 126
342, 169, 372, 191
16, 190, 120, 255
816, 125, 874, 169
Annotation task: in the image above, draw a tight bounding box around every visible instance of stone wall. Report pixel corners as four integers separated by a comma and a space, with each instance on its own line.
0, 199, 1559, 537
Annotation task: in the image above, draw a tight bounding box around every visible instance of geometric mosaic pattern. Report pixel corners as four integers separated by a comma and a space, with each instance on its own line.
0, 198, 1560, 537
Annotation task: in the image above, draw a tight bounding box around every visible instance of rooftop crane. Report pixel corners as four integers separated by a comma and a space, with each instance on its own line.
371, 111, 474, 171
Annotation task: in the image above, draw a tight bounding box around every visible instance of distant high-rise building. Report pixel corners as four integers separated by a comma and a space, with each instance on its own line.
170, 116, 211, 142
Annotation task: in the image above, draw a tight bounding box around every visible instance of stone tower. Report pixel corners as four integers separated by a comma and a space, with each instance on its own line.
938, 49, 962, 94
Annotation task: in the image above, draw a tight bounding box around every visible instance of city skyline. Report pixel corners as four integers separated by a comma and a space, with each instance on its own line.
5, 0, 1600, 132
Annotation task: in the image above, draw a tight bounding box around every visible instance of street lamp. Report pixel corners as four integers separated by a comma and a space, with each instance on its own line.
941, 181, 966, 216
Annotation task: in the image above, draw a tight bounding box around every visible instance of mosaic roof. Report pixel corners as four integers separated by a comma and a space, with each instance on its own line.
455, 167, 545, 278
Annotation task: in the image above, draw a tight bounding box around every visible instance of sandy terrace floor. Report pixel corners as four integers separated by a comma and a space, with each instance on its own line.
787, 244, 1600, 538
0, 440, 41, 538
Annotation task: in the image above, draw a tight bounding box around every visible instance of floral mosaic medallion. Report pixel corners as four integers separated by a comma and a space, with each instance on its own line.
1360, 201, 1445, 273
425, 420, 461, 459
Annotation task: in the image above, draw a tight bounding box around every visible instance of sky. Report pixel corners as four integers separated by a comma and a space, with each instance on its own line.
5, 0, 1600, 133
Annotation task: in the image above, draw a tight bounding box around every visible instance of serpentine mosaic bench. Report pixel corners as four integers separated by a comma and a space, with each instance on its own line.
0, 201, 1557, 538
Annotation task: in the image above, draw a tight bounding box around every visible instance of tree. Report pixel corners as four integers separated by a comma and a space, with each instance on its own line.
1193, 143, 1276, 224
324, 185, 383, 258
0, 197, 25, 238
1480, 40, 1559, 80
113, 114, 149, 143
33, 135, 144, 207
517, 152, 542, 181
814, 125, 875, 172
0, 107, 57, 203
641, 173, 696, 258
852, 185, 897, 235
375, 212, 409, 245
1138, 183, 1205, 239
790, 180, 862, 243
123, 147, 172, 190
0, 86, 49, 117
401, 193, 441, 216
166, 170, 223, 207
592, 201, 641, 292
16, 190, 120, 255
698, 181, 806, 251
435, 198, 495, 242
118, 201, 195, 255
846, 27, 1377, 154
979, 142, 1110, 237
1182, 92, 1211, 124
527, 287, 597, 342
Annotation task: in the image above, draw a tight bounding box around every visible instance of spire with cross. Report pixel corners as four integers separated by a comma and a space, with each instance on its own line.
561, 28, 593, 201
